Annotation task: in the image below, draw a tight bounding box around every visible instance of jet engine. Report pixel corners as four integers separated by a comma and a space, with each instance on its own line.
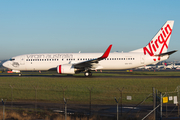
57, 64, 76, 74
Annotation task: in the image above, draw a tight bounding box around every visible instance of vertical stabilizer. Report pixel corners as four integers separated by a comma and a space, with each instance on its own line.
131, 21, 174, 56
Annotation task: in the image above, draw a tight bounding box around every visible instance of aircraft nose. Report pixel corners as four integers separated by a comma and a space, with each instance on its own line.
3, 61, 9, 68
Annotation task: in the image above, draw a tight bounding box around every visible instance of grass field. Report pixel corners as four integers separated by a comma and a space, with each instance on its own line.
0, 70, 180, 104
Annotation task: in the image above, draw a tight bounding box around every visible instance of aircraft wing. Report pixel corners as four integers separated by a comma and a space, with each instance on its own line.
73, 44, 112, 70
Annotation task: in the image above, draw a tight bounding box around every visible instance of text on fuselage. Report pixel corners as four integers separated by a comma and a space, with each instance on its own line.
27, 54, 73, 59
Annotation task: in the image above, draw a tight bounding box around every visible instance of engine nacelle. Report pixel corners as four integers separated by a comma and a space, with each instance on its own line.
12, 70, 21, 73
57, 64, 76, 74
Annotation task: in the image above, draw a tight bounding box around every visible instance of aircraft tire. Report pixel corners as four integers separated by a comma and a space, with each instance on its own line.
84, 72, 92, 77
19, 73, 22, 77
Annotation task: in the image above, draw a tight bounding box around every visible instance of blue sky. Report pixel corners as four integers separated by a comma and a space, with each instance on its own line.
0, 0, 180, 61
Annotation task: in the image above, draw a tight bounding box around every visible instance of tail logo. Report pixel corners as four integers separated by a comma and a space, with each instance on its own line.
143, 24, 172, 61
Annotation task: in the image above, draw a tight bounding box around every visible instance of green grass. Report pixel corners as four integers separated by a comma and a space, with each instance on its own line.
0, 71, 180, 104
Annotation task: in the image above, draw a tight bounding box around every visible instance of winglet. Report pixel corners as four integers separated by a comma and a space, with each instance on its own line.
100, 44, 112, 59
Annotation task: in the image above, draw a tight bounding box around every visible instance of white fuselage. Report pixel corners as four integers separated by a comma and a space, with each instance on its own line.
3, 52, 169, 72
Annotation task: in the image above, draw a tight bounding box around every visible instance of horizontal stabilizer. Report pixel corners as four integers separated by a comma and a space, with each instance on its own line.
154, 50, 177, 57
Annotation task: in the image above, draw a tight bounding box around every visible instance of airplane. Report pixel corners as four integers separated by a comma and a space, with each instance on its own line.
3, 21, 177, 77
137, 65, 156, 70
166, 63, 180, 69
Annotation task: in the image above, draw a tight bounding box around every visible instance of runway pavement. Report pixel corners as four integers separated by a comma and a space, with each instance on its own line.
1, 72, 180, 78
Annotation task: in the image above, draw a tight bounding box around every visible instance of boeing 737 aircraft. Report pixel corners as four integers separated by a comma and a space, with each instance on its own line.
3, 21, 177, 76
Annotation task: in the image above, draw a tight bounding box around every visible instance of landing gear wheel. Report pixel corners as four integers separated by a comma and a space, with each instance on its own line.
19, 73, 22, 77
84, 72, 92, 77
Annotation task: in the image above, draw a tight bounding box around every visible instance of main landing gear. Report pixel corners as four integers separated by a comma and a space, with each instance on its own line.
19, 73, 22, 77
84, 71, 92, 77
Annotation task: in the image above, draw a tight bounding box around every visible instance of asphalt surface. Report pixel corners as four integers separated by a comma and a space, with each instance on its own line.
1, 69, 180, 78
1, 73, 180, 78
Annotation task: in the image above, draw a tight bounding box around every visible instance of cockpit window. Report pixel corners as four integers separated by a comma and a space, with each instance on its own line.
9, 58, 15, 61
